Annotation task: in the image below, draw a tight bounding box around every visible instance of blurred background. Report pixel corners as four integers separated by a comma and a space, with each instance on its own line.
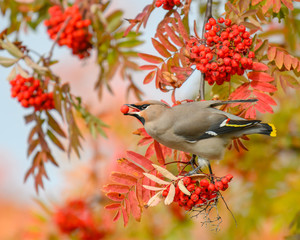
0, 0, 300, 239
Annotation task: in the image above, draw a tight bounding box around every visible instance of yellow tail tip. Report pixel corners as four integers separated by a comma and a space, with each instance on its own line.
268, 123, 277, 137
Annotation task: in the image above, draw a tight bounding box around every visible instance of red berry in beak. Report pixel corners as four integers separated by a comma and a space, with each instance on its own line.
120, 105, 129, 114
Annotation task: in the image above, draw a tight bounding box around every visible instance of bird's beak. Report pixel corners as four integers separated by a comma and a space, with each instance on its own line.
124, 104, 141, 116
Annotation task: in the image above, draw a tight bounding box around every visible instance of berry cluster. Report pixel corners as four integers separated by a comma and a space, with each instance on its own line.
162, 174, 233, 211
187, 18, 255, 85
54, 199, 105, 240
44, 5, 92, 59
10, 75, 55, 111
155, 0, 181, 10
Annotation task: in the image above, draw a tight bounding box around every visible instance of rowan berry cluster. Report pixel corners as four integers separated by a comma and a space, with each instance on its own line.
155, 0, 181, 10
10, 75, 54, 111
188, 18, 255, 85
44, 5, 92, 59
162, 174, 233, 211
54, 199, 105, 240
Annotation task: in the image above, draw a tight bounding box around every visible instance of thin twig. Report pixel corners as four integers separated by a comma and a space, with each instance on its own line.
198, 0, 213, 100
48, 15, 72, 60
219, 191, 238, 226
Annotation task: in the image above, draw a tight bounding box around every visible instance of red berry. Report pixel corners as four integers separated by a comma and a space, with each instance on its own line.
190, 193, 199, 202
182, 177, 191, 186
120, 105, 129, 114
222, 183, 229, 191
248, 51, 255, 58
238, 25, 246, 32
205, 23, 212, 30
194, 187, 202, 195
187, 183, 195, 192
208, 18, 216, 26
200, 179, 209, 188
218, 17, 224, 23
187, 199, 195, 208
162, 189, 169, 197
215, 181, 224, 190
226, 174, 233, 181
224, 19, 231, 26
221, 177, 229, 185
207, 183, 216, 192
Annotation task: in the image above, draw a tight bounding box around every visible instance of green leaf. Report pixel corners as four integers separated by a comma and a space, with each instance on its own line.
47, 130, 65, 151
106, 10, 123, 32
117, 39, 144, 48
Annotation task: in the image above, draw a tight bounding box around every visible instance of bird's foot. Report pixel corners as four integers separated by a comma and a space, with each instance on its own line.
188, 154, 197, 170
185, 157, 208, 176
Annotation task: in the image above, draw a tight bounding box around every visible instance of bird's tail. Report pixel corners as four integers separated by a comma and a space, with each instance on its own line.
258, 123, 277, 137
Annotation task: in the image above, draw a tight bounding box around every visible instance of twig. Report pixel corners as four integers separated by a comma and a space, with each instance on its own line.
198, 0, 213, 100
219, 191, 237, 226
48, 15, 72, 60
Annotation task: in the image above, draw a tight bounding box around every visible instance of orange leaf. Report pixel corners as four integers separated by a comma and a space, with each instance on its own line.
174, 11, 189, 42
103, 184, 130, 193
128, 190, 141, 221
117, 158, 145, 178
138, 53, 164, 64
105, 203, 121, 210
151, 38, 171, 58
283, 54, 292, 70
245, 106, 257, 119
252, 62, 269, 71
139, 65, 158, 70
111, 172, 137, 186
121, 206, 129, 227
267, 46, 277, 61
113, 209, 121, 222
248, 72, 274, 82
106, 192, 125, 201
127, 151, 153, 170
273, 0, 281, 13
275, 50, 284, 69
143, 70, 156, 84
291, 57, 299, 69
157, 32, 178, 52
154, 141, 165, 165
164, 24, 184, 47
252, 0, 263, 5
262, 0, 273, 13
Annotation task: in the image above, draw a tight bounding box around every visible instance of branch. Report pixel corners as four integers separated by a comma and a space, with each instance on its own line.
198, 0, 213, 100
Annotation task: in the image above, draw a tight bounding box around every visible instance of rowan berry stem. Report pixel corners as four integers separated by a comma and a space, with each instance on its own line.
48, 15, 72, 60
199, 0, 213, 100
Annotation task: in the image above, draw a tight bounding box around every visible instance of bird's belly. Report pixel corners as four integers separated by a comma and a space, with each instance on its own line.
150, 132, 230, 160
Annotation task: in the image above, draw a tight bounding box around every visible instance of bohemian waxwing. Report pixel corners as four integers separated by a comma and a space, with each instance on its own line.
123, 99, 276, 170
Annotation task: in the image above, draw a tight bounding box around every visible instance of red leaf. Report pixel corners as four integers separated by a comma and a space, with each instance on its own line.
251, 81, 277, 92
262, 0, 273, 13
138, 53, 164, 64
151, 38, 172, 58
229, 83, 251, 100
154, 141, 165, 165
275, 50, 284, 69
164, 24, 184, 47
255, 100, 273, 113
252, 62, 269, 71
139, 65, 158, 70
143, 70, 156, 84
291, 57, 299, 69
111, 172, 137, 186
103, 184, 130, 193
245, 106, 257, 119
252, 0, 263, 5
268, 46, 277, 61
113, 209, 121, 222
106, 192, 125, 201
248, 72, 274, 82
273, 0, 281, 13
137, 136, 153, 146
127, 151, 153, 170
253, 90, 277, 106
128, 190, 142, 221
117, 158, 145, 178
142, 177, 152, 202
281, 0, 294, 10
121, 206, 129, 227
145, 142, 155, 159
105, 203, 121, 210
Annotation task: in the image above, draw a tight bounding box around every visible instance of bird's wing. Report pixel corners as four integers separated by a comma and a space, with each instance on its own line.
173, 106, 260, 141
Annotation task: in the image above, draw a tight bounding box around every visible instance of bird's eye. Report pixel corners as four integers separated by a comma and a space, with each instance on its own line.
140, 104, 149, 110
